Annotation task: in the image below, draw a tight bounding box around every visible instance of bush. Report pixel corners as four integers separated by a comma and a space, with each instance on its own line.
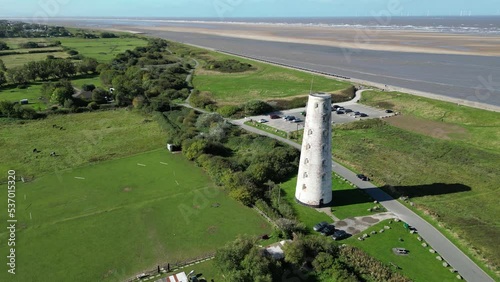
81, 84, 96, 92
67, 50, 79, 56
19, 42, 40, 49
205, 59, 253, 73
87, 102, 99, 110
217, 105, 241, 117
244, 100, 273, 116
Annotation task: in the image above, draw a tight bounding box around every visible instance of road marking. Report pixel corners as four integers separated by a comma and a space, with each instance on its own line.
137, 163, 146, 167
160, 162, 168, 165
74, 177, 85, 180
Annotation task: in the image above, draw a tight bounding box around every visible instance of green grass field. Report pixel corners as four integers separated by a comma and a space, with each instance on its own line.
190, 51, 353, 104
330, 174, 383, 220
334, 92, 500, 276
0, 109, 165, 181
0, 74, 102, 109
58, 37, 148, 62
281, 176, 336, 229
0, 150, 271, 282
347, 220, 458, 282
0, 51, 70, 68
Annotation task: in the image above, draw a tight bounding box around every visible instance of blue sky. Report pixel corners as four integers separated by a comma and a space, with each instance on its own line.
1, 0, 499, 18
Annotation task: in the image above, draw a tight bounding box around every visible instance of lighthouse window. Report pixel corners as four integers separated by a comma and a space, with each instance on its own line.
308, 129, 313, 135
305, 158, 309, 164
322, 159, 327, 167
303, 172, 308, 178
302, 184, 307, 190
306, 143, 311, 150
315, 103, 318, 108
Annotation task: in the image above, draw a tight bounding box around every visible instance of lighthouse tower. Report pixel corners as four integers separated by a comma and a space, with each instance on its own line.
295, 93, 333, 207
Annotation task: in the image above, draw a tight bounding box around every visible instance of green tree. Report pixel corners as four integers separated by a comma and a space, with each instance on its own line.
0, 41, 9, 50
5, 67, 28, 85
182, 139, 208, 161
312, 252, 335, 272
244, 100, 273, 115
92, 88, 108, 104
0, 71, 6, 87
283, 239, 306, 266
0, 101, 15, 117
78, 57, 99, 74
0, 59, 6, 72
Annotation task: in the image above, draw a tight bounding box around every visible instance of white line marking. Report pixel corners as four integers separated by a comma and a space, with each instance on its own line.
74, 177, 85, 180
175, 180, 180, 185
160, 162, 168, 165
137, 163, 146, 167
30, 213, 32, 220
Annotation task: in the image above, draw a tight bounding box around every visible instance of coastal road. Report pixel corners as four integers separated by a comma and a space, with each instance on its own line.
230, 90, 494, 282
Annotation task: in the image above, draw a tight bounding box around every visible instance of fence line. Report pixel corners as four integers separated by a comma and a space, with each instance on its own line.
127, 253, 215, 282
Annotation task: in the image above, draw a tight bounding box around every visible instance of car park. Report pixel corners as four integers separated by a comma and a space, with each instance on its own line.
331, 230, 349, 241
313, 221, 329, 232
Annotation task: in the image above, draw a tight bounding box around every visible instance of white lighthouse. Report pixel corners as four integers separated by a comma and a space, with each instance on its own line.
295, 93, 333, 207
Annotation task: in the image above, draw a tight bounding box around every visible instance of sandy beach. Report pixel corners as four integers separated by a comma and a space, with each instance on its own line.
114, 23, 500, 57
45, 18, 500, 109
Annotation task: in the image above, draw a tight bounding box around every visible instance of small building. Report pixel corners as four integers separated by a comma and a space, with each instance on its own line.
20, 99, 29, 105
153, 272, 188, 282
167, 144, 181, 152
264, 240, 291, 260
72, 90, 93, 101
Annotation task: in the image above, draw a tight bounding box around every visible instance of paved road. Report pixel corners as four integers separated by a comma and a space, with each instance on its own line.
186, 91, 494, 282
232, 102, 492, 282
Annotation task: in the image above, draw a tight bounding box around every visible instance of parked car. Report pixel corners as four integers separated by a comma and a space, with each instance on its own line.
270, 114, 280, 119
320, 225, 336, 236
331, 230, 349, 241
259, 119, 268, 123
354, 111, 361, 116
313, 221, 329, 232
332, 105, 340, 110
356, 174, 369, 181
385, 109, 394, 113
360, 113, 368, 117
287, 116, 297, 121
292, 118, 302, 123
300, 111, 306, 116
336, 110, 345, 115
344, 109, 353, 113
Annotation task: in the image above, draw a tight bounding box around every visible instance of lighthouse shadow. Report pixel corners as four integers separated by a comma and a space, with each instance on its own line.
331, 183, 471, 207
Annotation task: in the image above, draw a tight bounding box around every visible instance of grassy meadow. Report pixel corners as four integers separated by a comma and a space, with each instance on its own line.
347, 220, 459, 282
0, 150, 271, 282
179, 44, 353, 104
331, 91, 500, 276
0, 75, 101, 109
58, 37, 148, 62
0, 109, 165, 181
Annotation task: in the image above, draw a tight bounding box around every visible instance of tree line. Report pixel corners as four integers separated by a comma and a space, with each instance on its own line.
0, 21, 71, 38
0, 57, 98, 87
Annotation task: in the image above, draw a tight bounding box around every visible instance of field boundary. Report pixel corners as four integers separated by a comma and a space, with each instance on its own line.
127, 254, 215, 282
